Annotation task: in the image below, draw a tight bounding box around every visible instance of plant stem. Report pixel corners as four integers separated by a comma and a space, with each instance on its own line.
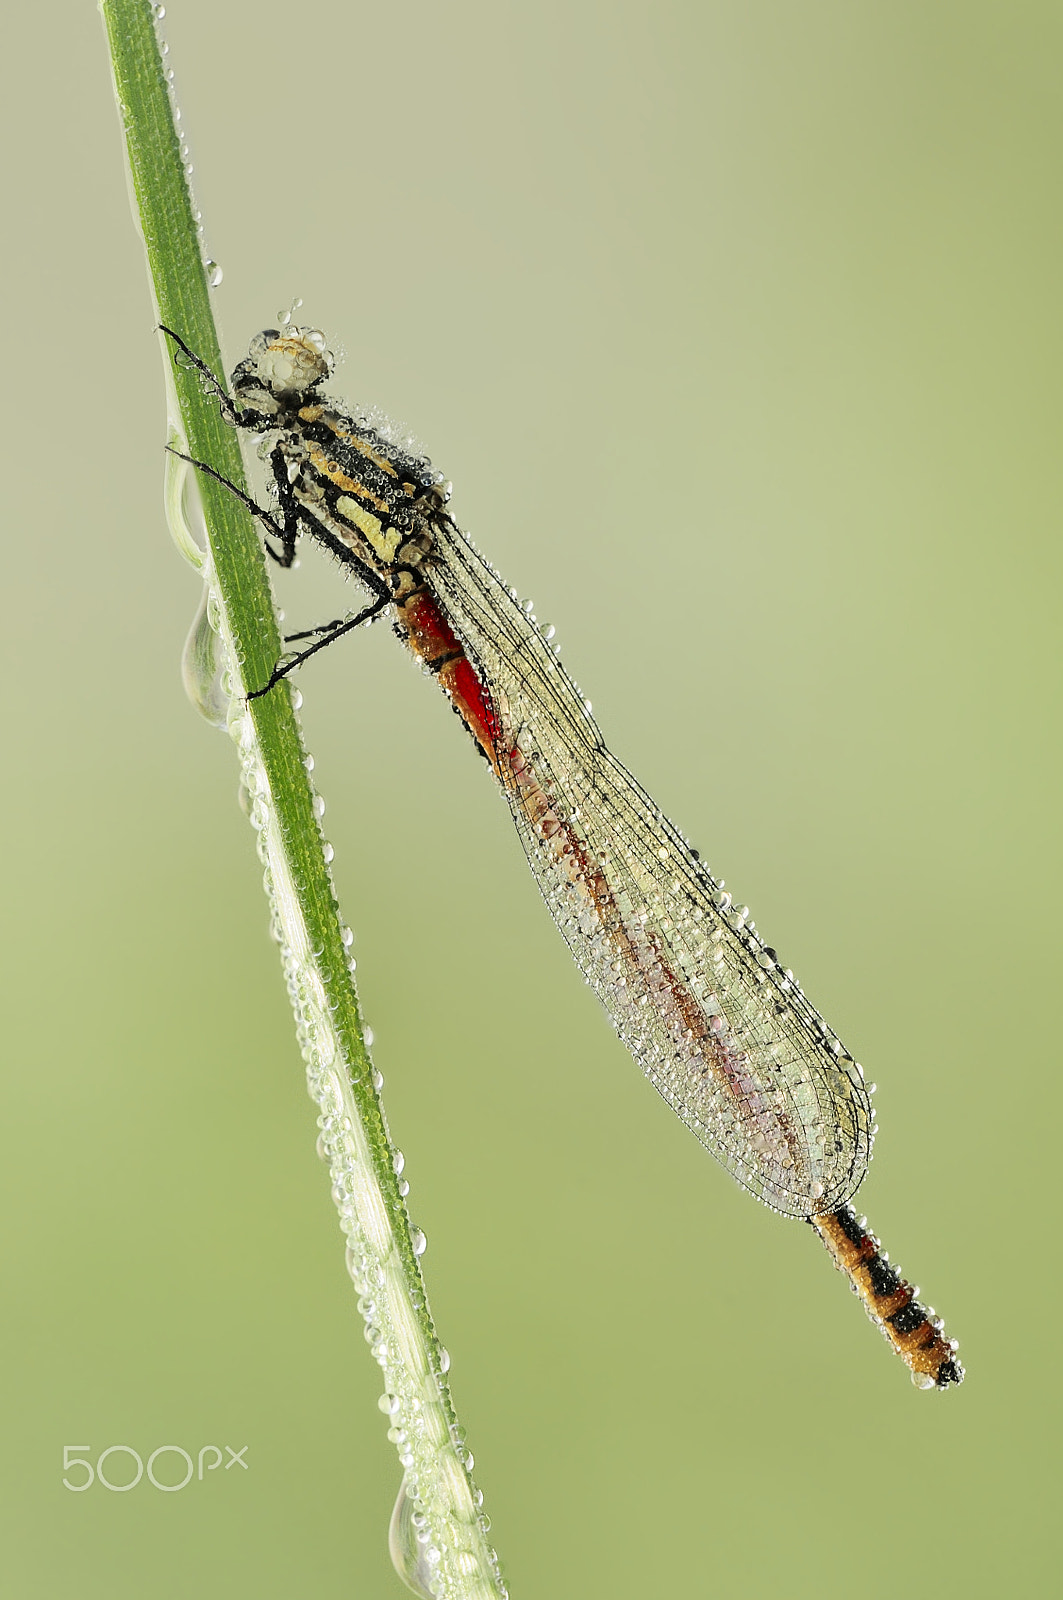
100, 4, 505, 1594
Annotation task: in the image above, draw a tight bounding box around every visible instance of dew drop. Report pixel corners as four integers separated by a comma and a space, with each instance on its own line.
323, 842, 335, 863
389, 1477, 438, 1598
205, 260, 223, 287
438, 1346, 450, 1373
410, 1228, 427, 1256
393, 1150, 405, 1176
364, 1025, 375, 1047
181, 586, 229, 727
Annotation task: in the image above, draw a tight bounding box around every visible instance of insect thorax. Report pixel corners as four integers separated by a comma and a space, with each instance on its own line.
287, 401, 442, 573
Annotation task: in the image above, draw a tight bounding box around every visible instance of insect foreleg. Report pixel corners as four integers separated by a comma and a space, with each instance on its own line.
158, 325, 259, 429
159, 325, 291, 434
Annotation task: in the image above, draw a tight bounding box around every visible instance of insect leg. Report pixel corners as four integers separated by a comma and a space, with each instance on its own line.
247, 592, 392, 700
165, 445, 299, 565
284, 618, 353, 642
158, 325, 273, 433
265, 444, 303, 567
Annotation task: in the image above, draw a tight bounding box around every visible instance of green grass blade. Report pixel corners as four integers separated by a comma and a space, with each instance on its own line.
100, 4, 506, 1593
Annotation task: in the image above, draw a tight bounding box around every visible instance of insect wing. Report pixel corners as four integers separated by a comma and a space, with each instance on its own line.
426, 517, 874, 1217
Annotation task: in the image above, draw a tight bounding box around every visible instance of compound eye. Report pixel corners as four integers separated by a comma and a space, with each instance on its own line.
247, 328, 281, 361
302, 328, 330, 358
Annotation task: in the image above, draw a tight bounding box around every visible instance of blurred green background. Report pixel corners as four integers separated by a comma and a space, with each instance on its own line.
2, 2, 1059, 1594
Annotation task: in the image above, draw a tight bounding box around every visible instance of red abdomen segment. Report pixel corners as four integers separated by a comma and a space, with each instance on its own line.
395, 588, 501, 762
811, 1208, 964, 1388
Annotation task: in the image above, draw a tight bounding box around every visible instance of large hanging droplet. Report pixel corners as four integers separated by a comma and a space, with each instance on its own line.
181, 584, 230, 728
388, 1477, 440, 1599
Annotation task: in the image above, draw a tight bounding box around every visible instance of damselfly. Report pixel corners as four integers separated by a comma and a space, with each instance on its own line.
164, 323, 964, 1390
